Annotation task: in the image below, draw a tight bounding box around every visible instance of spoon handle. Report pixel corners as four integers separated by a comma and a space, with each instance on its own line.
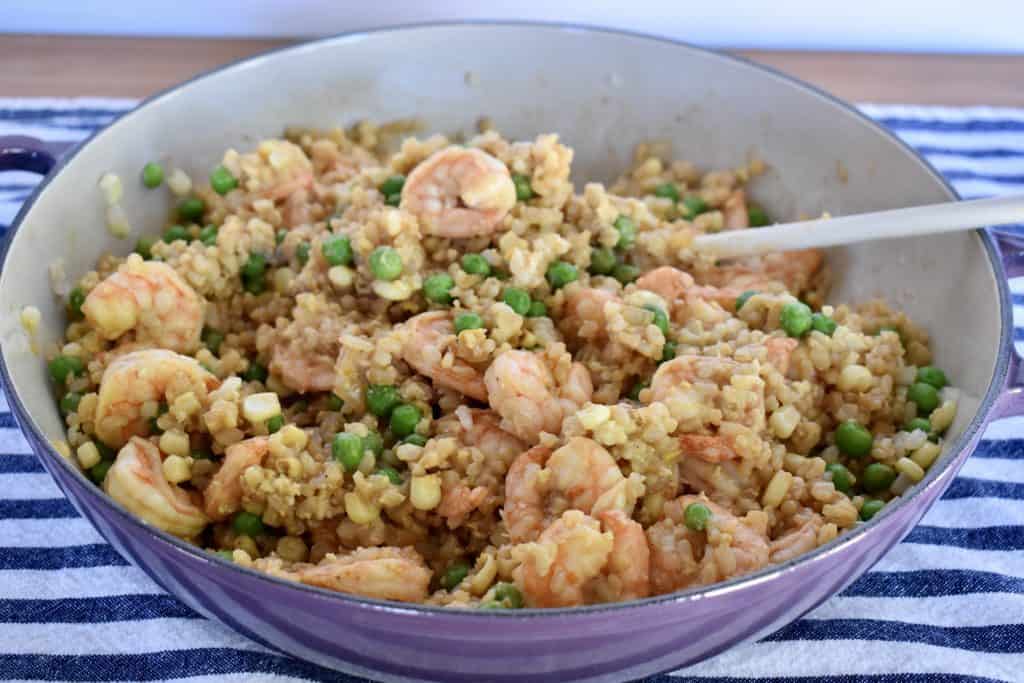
693, 194, 1024, 259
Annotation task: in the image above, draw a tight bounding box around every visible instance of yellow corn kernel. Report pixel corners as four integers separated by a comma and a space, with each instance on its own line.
929, 400, 957, 433
76, 441, 101, 470
372, 280, 413, 301
837, 364, 873, 392
162, 454, 192, 484
98, 172, 123, 206
242, 392, 281, 423
159, 429, 191, 458
171, 392, 202, 420
276, 536, 309, 563
278, 424, 307, 451
328, 265, 354, 289
469, 553, 498, 596
167, 168, 192, 196
890, 473, 913, 495
895, 456, 925, 483
768, 405, 801, 439
344, 492, 381, 525
410, 474, 442, 510
577, 404, 611, 430
53, 439, 73, 461
20, 306, 41, 335
910, 441, 942, 470
106, 205, 130, 238
234, 535, 259, 558
761, 470, 793, 508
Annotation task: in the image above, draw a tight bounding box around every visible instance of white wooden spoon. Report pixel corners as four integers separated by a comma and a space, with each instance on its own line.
692, 194, 1024, 259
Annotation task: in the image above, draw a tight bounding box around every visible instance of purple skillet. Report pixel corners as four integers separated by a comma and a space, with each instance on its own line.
1, 22, 1021, 682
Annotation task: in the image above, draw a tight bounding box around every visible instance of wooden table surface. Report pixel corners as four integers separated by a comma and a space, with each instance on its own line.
1, 34, 1022, 106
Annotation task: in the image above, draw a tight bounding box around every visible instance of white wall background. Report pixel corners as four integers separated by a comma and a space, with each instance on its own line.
3, 0, 1024, 53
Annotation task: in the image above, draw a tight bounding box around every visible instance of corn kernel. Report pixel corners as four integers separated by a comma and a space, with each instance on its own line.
837, 364, 873, 392
159, 429, 191, 458
53, 439, 73, 461
769, 405, 801, 439
761, 470, 793, 508
372, 280, 413, 301
20, 306, 41, 335
276, 536, 308, 563
242, 392, 281, 423
890, 472, 913, 495
929, 400, 957, 433
76, 441, 101, 470
106, 205, 130, 238
328, 265, 354, 289
167, 168, 192, 196
910, 441, 942, 470
344, 492, 381, 524
895, 456, 925, 483
468, 553, 498, 596
410, 474, 442, 510
273, 267, 294, 293
577, 404, 611, 430
98, 172, 123, 206
171, 392, 202, 420
234, 535, 259, 558
162, 454, 192, 483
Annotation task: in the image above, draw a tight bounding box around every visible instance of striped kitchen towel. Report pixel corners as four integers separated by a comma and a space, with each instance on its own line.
0, 99, 1022, 682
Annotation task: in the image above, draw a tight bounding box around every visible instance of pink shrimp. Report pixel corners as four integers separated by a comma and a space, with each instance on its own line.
401, 311, 488, 401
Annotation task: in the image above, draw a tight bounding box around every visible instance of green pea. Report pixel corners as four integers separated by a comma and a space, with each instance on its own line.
199, 224, 219, 246
526, 301, 548, 318
142, 162, 164, 188
628, 380, 649, 401
403, 434, 428, 447
612, 262, 640, 284
135, 236, 157, 260
275, 229, 287, 246
379, 175, 406, 196
369, 246, 403, 281
366, 385, 401, 417
232, 511, 264, 537
862, 463, 897, 493
322, 235, 353, 266
779, 301, 813, 338
59, 392, 81, 416
748, 205, 771, 227
89, 459, 112, 485
859, 499, 885, 521
454, 312, 485, 334
390, 404, 421, 438
326, 394, 344, 411
835, 420, 873, 458
243, 274, 265, 295
296, 243, 311, 266
177, 197, 205, 222
266, 415, 284, 434
384, 193, 401, 207
546, 261, 578, 289
503, 288, 532, 316
589, 247, 617, 276
163, 225, 189, 244
440, 562, 470, 590
734, 290, 758, 311
461, 253, 491, 277
684, 502, 712, 531
653, 183, 680, 202
241, 253, 266, 280
907, 382, 940, 414
512, 173, 534, 201
242, 361, 267, 383
811, 313, 837, 336
644, 305, 670, 335
202, 327, 224, 354
904, 417, 932, 434
95, 442, 116, 460
682, 195, 708, 217
64, 288, 85, 321
916, 366, 947, 390
363, 431, 384, 456
661, 340, 677, 363
209, 165, 238, 195
377, 466, 403, 485
332, 432, 364, 472
48, 355, 84, 384
826, 462, 853, 494
493, 582, 523, 609
423, 273, 455, 304
613, 215, 637, 250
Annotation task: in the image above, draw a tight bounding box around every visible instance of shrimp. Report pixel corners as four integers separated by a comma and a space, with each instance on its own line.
82, 255, 204, 353
203, 436, 269, 521
764, 337, 799, 375
503, 437, 641, 543
636, 266, 743, 314
94, 349, 218, 448
649, 354, 739, 402
103, 436, 208, 538
484, 349, 593, 443
400, 146, 516, 238
647, 495, 769, 594
434, 408, 527, 471
769, 512, 824, 564
401, 311, 488, 401
678, 433, 740, 463
293, 547, 432, 603
700, 249, 824, 296
561, 287, 618, 344
436, 483, 489, 528
722, 188, 750, 230
515, 509, 649, 607
271, 294, 346, 393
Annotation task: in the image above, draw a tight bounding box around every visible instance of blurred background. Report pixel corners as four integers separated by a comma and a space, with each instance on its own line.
5, 0, 1024, 52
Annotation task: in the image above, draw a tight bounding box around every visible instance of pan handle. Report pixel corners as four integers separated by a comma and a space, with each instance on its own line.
0, 135, 69, 175
989, 228, 1024, 419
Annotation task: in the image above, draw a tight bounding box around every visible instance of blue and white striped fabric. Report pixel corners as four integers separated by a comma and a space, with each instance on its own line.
1, 99, 1022, 682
